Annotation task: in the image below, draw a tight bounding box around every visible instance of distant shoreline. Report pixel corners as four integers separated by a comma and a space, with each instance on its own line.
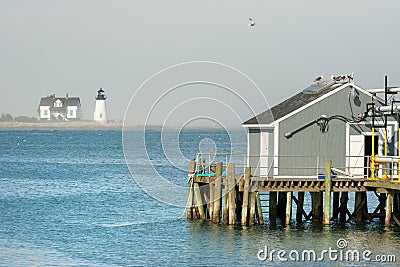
0, 121, 126, 130
0, 121, 243, 130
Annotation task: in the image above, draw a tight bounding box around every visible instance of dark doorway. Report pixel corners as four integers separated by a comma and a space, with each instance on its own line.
364, 135, 379, 177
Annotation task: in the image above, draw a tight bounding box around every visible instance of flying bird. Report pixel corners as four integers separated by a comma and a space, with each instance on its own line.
248, 18, 256, 27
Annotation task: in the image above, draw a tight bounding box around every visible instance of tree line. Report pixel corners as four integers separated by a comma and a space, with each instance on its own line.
0, 113, 38, 123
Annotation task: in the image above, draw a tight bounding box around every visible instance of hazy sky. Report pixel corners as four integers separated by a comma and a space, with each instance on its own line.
1, 0, 400, 124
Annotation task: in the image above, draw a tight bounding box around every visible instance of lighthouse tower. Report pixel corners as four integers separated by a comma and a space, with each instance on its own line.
94, 88, 107, 123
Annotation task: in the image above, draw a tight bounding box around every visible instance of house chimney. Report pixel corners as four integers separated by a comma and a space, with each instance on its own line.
66, 92, 69, 99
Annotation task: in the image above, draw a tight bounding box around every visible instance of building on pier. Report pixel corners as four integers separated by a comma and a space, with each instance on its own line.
242, 79, 398, 178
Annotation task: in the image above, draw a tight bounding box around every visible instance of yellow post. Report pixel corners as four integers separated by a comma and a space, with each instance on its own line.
382, 129, 389, 180
371, 127, 375, 179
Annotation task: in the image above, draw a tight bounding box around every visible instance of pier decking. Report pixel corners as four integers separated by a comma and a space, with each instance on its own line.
186, 159, 400, 227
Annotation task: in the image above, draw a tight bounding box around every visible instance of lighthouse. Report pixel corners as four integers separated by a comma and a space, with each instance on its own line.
94, 88, 107, 123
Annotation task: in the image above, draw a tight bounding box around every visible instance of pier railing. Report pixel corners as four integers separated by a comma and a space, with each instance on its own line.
195, 153, 400, 180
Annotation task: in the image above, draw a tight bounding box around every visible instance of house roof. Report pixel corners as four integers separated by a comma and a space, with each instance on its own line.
39, 96, 81, 107
243, 81, 373, 126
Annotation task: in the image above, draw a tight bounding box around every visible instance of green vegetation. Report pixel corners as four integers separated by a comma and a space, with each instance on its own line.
0, 113, 38, 123
0, 113, 13, 122
14, 116, 38, 123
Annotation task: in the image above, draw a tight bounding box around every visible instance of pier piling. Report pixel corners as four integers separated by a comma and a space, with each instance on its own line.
241, 167, 250, 225
385, 193, 393, 227
323, 160, 332, 225
227, 163, 236, 225
212, 162, 223, 223
187, 158, 400, 228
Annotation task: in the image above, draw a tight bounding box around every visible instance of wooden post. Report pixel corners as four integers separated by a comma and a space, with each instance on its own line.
296, 192, 304, 222
193, 183, 205, 220
323, 160, 332, 225
241, 167, 251, 226
332, 192, 340, 220
361, 192, 369, 221
379, 193, 386, 222
285, 192, 292, 225
201, 185, 209, 220
227, 163, 236, 225
277, 192, 287, 221
209, 180, 215, 220
187, 179, 194, 220
339, 192, 348, 222
312, 192, 323, 222
354, 192, 363, 222
394, 193, 400, 214
222, 168, 229, 225
213, 162, 223, 223
385, 193, 393, 227
269, 191, 277, 224
249, 190, 256, 226
187, 159, 196, 220
256, 193, 264, 225
235, 185, 242, 221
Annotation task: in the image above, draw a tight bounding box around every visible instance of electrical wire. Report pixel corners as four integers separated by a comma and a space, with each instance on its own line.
317, 114, 365, 133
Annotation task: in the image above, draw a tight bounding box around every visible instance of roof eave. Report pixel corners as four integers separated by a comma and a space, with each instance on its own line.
241, 123, 275, 129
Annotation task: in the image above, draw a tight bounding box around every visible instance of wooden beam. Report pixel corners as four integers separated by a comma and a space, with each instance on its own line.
212, 162, 223, 223
285, 192, 292, 225
339, 192, 348, 222
296, 192, 305, 222
332, 192, 340, 220
256, 192, 264, 225
186, 159, 196, 220
385, 193, 393, 227
227, 163, 236, 225
193, 183, 205, 220
241, 167, 250, 226
269, 191, 277, 224
249, 191, 256, 226
323, 160, 332, 225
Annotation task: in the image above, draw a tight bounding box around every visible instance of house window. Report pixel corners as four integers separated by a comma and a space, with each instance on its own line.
54, 99, 62, 107
69, 110, 73, 116
44, 110, 48, 116
99, 114, 103, 118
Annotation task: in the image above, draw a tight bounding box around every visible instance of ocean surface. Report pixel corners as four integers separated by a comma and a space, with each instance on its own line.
0, 129, 399, 266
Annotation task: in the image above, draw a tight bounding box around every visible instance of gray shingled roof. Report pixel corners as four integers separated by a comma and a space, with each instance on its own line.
243, 81, 344, 125
39, 97, 81, 107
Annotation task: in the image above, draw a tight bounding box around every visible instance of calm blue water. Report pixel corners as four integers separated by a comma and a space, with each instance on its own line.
0, 129, 399, 266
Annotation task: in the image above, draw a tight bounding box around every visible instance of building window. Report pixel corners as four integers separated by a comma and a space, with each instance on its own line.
99, 114, 103, 118
69, 110, 73, 116
54, 99, 62, 107
44, 110, 48, 116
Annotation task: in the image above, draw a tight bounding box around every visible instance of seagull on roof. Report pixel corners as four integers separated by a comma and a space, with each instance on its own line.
248, 18, 256, 27
314, 75, 323, 83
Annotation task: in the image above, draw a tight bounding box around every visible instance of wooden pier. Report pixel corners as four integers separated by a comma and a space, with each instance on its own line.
186, 159, 400, 227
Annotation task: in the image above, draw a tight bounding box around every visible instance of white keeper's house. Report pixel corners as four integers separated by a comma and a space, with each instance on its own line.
38, 93, 82, 120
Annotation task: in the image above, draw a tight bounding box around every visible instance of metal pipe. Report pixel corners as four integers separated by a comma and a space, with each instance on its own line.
374, 156, 400, 164
375, 104, 400, 112
367, 87, 400, 93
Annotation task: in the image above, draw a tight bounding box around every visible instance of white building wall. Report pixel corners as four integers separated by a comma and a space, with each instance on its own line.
39, 106, 50, 120
94, 100, 107, 123
67, 106, 78, 119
